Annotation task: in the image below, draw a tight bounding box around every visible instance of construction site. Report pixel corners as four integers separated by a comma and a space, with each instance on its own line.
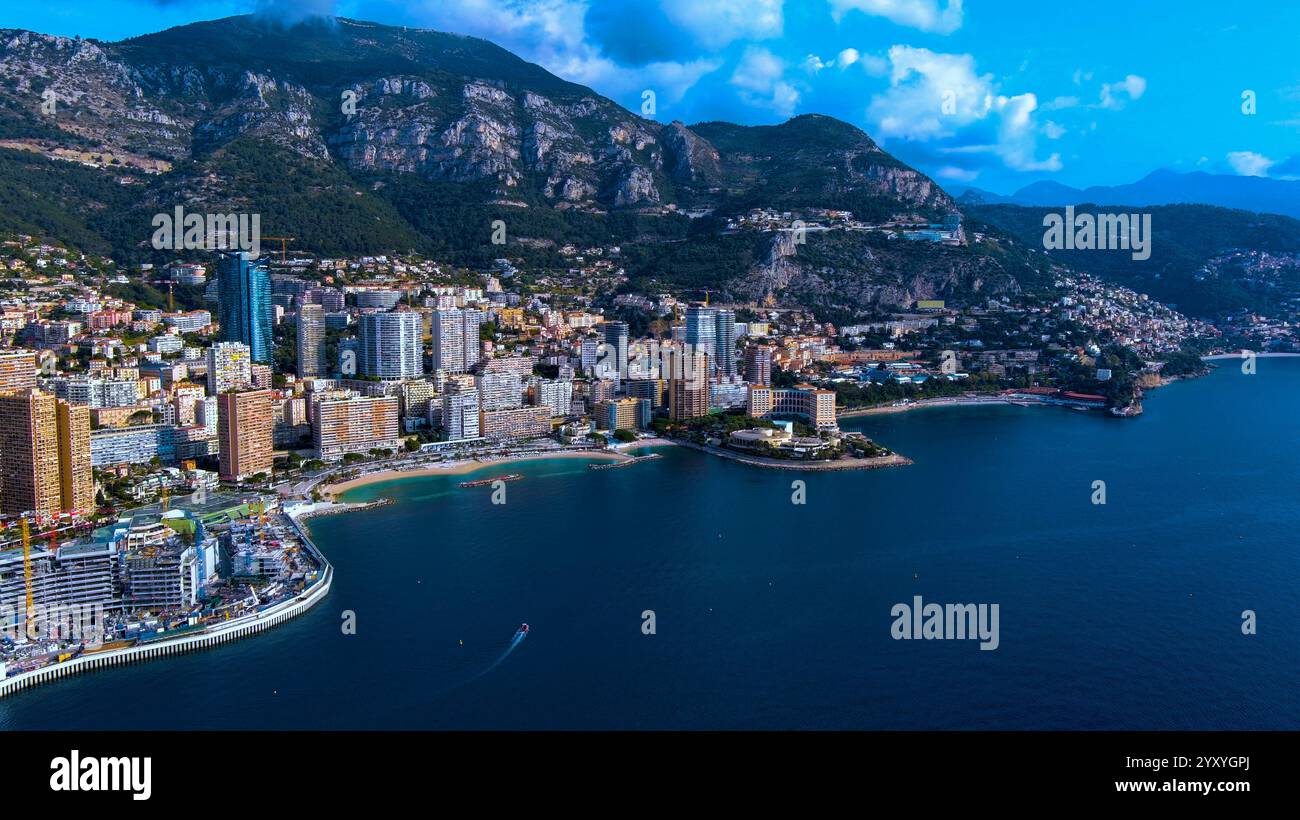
0, 490, 323, 683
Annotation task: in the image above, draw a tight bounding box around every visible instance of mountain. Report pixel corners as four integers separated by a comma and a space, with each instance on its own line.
966, 202, 1300, 318
0, 16, 950, 241
957, 169, 1300, 220
0, 14, 1046, 320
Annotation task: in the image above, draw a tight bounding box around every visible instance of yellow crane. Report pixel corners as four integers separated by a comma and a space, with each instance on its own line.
20, 518, 33, 638
262, 236, 296, 265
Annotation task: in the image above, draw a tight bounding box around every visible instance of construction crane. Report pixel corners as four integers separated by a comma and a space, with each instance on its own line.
20, 518, 33, 639
262, 236, 296, 265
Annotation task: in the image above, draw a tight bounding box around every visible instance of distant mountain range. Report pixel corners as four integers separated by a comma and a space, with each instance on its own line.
955, 169, 1300, 220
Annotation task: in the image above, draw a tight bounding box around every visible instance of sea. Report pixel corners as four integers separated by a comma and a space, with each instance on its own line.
3, 358, 1297, 729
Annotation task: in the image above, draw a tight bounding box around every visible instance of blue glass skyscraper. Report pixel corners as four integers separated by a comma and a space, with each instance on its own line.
215, 251, 274, 363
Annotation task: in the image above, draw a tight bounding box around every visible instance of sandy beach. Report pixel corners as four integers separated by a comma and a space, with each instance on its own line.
322, 447, 666, 497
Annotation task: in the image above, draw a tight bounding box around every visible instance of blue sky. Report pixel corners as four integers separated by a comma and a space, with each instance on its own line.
6, 0, 1300, 193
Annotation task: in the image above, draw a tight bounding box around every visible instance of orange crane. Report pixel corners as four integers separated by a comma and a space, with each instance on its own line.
262, 236, 296, 265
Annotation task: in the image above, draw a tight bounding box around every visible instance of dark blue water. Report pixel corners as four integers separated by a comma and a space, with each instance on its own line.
4, 359, 1298, 729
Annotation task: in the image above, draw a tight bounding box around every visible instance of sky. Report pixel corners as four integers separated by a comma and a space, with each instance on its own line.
5, 0, 1300, 194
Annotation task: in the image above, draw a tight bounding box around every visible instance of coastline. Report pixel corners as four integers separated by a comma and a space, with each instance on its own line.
671, 439, 912, 471
0, 509, 334, 700
1202, 351, 1300, 361
323, 448, 637, 498
837, 395, 1017, 419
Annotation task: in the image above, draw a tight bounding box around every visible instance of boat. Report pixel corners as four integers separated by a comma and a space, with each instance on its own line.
459, 474, 524, 488
517, 623, 529, 635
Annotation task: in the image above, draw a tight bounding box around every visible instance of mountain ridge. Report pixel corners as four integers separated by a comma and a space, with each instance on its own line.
958, 168, 1300, 220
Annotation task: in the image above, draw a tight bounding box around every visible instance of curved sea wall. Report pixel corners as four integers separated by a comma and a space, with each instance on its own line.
0, 515, 333, 700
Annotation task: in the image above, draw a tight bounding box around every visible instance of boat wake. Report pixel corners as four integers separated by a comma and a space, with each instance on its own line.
480, 624, 528, 677
438, 624, 529, 694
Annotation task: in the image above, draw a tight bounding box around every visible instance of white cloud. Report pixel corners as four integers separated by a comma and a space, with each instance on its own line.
731, 46, 800, 116
1098, 74, 1146, 110
803, 48, 888, 76
1227, 150, 1275, 177
1041, 95, 1079, 111
661, 0, 784, 48
397, 0, 721, 106
829, 0, 964, 34
866, 45, 1060, 172
1043, 120, 1066, 139
801, 54, 829, 74
935, 165, 978, 182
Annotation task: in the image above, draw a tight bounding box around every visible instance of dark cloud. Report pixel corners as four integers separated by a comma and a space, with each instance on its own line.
584, 0, 704, 65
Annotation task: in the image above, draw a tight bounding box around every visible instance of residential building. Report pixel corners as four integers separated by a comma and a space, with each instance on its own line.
441, 383, 480, 442
311, 395, 401, 460
206, 341, 252, 395
479, 406, 551, 441
0, 389, 92, 515
359, 310, 423, 380
215, 251, 273, 363
216, 390, 274, 481
297, 303, 327, 379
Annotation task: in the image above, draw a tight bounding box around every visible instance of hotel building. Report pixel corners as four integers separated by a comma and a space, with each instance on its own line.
746, 384, 838, 431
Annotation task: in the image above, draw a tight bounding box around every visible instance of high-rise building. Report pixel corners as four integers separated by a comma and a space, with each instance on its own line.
206, 341, 252, 396
745, 346, 773, 386
0, 351, 38, 395
432, 308, 483, 373
56, 400, 94, 514
311, 395, 401, 460
0, 390, 91, 515
441, 382, 480, 442
668, 351, 709, 421
684, 306, 717, 363
297, 303, 327, 379
476, 371, 522, 412
714, 309, 736, 378
215, 250, 274, 363
216, 390, 274, 481
534, 379, 573, 417
359, 311, 423, 380
579, 337, 600, 375
601, 321, 629, 383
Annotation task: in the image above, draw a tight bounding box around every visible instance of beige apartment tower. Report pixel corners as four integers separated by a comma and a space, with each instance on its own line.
0, 350, 38, 395
217, 389, 274, 481
0, 389, 92, 515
